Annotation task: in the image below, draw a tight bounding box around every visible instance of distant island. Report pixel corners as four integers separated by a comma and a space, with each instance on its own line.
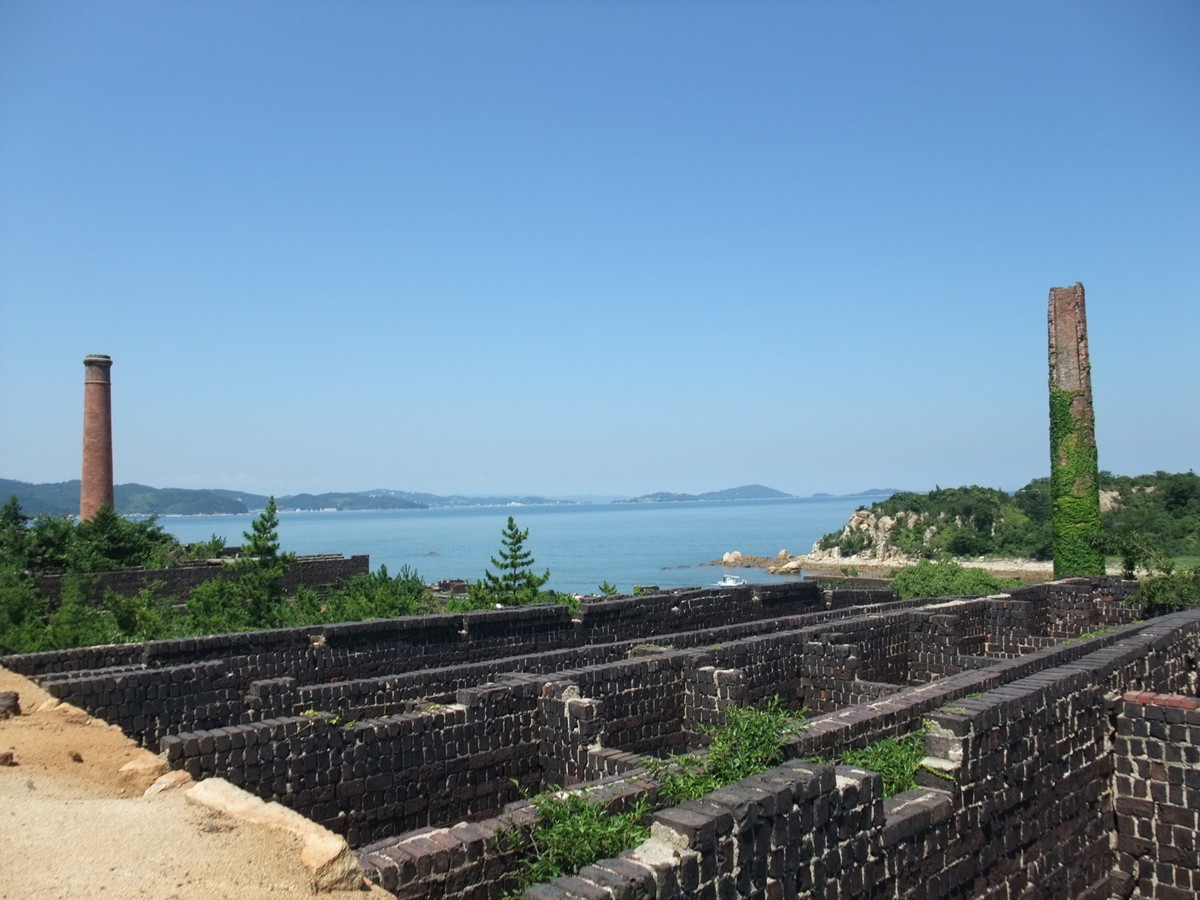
615, 485, 904, 504
809, 488, 903, 499
0, 479, 572, 517
1, 478, 904, 517
616, 484, 795, 503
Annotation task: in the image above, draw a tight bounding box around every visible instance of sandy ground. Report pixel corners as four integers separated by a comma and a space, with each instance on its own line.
0, 666, 382, 900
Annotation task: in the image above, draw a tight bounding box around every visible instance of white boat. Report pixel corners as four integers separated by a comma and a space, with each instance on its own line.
716, 574, 748, 588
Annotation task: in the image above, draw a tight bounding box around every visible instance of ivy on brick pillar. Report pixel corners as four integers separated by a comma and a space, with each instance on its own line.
1047, 284, 1104, 577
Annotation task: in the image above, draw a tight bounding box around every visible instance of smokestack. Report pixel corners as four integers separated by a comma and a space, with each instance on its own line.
1047, 284, 1104, 577
80, 354, 115, 520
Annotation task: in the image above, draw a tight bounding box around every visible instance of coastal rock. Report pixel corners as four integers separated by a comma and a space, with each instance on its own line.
807, 509, 920, 563
722, 551, 743, 565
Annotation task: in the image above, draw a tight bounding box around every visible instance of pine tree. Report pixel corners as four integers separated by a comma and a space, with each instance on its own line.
234, 497, 293, 628
471, 516, 550, 607
243, 497, 281, 561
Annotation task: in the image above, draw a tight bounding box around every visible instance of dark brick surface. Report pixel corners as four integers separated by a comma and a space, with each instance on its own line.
3, 577, 1193, 899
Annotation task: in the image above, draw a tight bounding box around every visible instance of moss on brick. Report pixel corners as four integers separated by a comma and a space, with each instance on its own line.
1048, 387, 1104, 577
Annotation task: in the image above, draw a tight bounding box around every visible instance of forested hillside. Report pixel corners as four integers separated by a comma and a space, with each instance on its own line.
816, 471, 1199, 563
0, 480, 267, 517
0, 480, 563, 516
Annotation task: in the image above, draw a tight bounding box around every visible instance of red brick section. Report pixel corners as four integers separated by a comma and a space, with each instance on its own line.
80, 354, 114, 520
1048, 283, 1093, 406
1122, 690, 1200, 710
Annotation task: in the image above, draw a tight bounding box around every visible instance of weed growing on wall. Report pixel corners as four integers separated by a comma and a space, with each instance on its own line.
647, 696, 802, 805
505, 792, 651, 896
807, 726, 940, 798
838, 728, 930, 797
500, 698, 801, 893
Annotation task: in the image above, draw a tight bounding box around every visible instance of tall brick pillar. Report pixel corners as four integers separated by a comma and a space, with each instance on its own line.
1047, 284, 1104, 576
80, 354, 115, 520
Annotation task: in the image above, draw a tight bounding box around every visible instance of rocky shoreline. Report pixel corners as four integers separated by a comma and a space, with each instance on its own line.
710, 502, 1126, 584
714, 549, 1063, 583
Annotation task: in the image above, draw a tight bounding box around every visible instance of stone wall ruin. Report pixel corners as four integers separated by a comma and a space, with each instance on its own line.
4, 576, 1197, 898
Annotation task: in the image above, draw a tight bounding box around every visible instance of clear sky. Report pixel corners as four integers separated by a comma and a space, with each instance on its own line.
1, 1, 1196, 500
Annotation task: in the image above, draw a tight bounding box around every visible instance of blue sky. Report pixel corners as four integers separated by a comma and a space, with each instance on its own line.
1, 1, 1196, 499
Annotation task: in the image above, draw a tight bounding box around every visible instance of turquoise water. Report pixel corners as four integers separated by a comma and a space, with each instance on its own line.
156, 497, 873, 595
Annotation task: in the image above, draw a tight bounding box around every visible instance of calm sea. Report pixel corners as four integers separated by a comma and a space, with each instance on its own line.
156, 497, 875, 595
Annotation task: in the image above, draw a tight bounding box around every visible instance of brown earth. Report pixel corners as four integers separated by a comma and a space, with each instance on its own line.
0, 666, 386, 900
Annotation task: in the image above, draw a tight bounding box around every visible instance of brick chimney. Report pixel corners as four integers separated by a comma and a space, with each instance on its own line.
80, 354, 115, 520
1047, 284, 1104, 577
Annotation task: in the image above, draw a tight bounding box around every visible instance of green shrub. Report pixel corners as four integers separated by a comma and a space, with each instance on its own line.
839, 728, 929, 797
0, 565, 51, 652
890, 558, 1020, 600
288, 565, 430, 625
647, 697, 801, 805
1135, 566, 1200, 612
505, 698, 802, 893
508, 792, 650, 895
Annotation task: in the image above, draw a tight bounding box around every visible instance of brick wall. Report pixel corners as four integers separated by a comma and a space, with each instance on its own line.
520, 608, 1200, 900
1112, 691, 1200, 899
1, 582, 844, 748
34, 553, 370, 604
6, 575, 1185, 898
162, 673, 545, 847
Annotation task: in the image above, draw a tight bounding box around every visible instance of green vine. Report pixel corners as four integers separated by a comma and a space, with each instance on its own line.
645, 697, 802, 805
839, 727, 929, 797
504, 791, 651, 896
1048, 387, 1104, 577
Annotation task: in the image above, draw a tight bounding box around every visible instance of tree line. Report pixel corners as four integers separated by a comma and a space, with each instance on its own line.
0, 500, 580, 654
817, 471, 1200, 565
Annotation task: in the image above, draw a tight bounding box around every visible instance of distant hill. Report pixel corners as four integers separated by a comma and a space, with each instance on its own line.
0, 479, 82, 516
2, 477, 907, 516
0, 480, 270, 516
617, 484, 795, 504
0, 479, 574, 516
362, 489, 571, 509
809, 488, 904, 499
277, 492, 424, 511
702, 485, 794, 501
617, 492, 698, 504
119, 484, 264, 516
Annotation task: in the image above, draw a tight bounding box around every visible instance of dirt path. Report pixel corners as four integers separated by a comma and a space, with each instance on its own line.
0, 666, 382, 899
